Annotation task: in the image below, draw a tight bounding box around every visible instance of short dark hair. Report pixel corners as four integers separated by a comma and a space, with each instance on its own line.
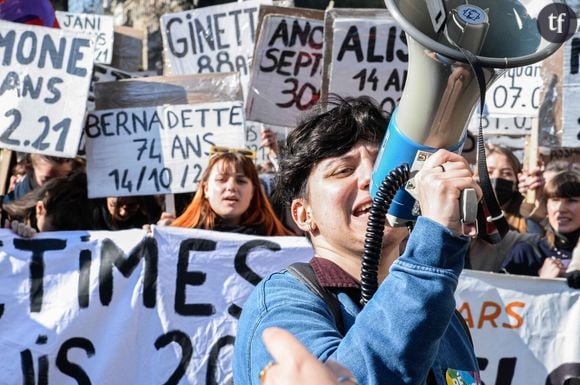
274, 96, 389, 208
544, 170, 580, 200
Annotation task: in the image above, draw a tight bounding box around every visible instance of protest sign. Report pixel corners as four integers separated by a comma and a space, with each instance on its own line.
161, 0, 272, 96
111, 26, 144, 72
93, 73, 243, 110
0, 228, 578, 385
562, 32, 580, 147
0, 20, 94, 157
87, 63, 139, 111
246, 6, 324, 127
456, 270, 580, 385
56, 11, 114, 65
468, 63, 544, 139
84, 101, 245, 197
321, 9, 408, 114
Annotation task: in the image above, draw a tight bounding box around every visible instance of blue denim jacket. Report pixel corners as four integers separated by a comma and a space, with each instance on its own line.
233, 217, 479, 385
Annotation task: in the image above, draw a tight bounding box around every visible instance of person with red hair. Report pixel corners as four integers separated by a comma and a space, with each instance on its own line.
170, 149, 293, 236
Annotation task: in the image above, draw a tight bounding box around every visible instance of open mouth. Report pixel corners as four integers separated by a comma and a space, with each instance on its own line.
354, 203, 372, 217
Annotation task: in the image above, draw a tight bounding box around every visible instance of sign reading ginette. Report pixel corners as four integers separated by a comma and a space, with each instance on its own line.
0, 20, 94, 158
84, 101, 245, 198
161, 0, 272, 96
246, 8, 324, 127
323, 9, 408, 114
56, 11, 114, 65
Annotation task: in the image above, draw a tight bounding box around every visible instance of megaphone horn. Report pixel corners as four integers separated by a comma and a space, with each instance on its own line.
372, 0, 568, 226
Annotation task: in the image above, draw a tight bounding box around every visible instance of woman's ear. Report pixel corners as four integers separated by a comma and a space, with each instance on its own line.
291, 199, 316, 233
35, 201, 46, 218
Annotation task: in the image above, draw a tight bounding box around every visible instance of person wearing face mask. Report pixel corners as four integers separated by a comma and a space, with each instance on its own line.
465, 145, 541, 272
501, 170, 580, 278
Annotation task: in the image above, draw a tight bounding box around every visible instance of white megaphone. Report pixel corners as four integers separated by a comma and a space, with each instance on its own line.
372, 0, 570, 227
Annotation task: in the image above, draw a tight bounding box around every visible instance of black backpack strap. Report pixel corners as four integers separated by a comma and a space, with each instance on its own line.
287, 262, 345, 335
454, 309, 473, 347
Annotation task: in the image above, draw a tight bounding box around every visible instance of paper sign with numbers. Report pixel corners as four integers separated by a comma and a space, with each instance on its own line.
0, 21, 94, 157
246, 7, 325, 127
323, 9, 408, 114
84, 102, 245, 198
161, 0, 272, 97
56, 11, 114, 65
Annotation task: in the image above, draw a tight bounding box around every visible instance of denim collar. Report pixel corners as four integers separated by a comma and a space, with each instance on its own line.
311, 256, 360, 289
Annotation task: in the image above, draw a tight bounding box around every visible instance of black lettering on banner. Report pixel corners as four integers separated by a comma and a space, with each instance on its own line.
78, 249, 91, 308
227, 240, 281, 319
99, 237, 158, 308
13, 238, 67, 313
155, 330, 193, 385
206, 335, 235, 385
477, 356, 517, 385
175, 238, 216, 316
546, 363, 580, 385
20, 335, 49, 385
56, 337, 96, 385
570, 37, 580, 75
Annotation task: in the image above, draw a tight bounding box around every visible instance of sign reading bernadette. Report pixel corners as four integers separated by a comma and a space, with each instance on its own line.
0, 228, 577, 385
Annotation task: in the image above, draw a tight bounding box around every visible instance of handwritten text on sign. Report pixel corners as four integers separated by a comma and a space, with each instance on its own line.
84, 102, 245, 198
328, 16, 408, 114
246, 15, 324, 127
0, 21, 94, 157
161, 0, 272, 96
0, 228, 577, 385
56, 11, 114, 65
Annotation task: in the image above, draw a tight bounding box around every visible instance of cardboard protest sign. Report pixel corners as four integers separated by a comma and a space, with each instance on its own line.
468, 63, 544, 139
161, 0, 272, 96
93, 73, 243, 110
321, 9, 408, 114
246, 6, 324, 127
87, 63, 140, 111
0, 20, 94, 157
0, 228, 578, 385
84, 101, 245, 198
56, 11, 114, 64
111, 26, 144, 72
562, 32, 580, 147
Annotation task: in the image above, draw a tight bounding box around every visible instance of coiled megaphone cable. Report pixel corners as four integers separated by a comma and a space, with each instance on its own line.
360, 164, 410, 306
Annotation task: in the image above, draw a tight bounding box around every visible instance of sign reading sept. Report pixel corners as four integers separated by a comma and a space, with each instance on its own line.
246, 7, 324, 127
0, 20, 94, 157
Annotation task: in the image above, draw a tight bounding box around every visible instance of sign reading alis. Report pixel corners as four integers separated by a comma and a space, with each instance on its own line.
84, 102, 245, 198
161, 0, 272, 96
0, 20, 94, 157
246, 8, 324, 127
56, 11, 114, 65
324, 10, 408, 114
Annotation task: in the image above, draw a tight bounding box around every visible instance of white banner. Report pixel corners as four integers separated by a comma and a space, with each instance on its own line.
161, 0, 272, 97
0, 20, 94, 157
56, 12, 114, 65
0, 228, 577, 385
246, 14, 324, 127
326, 11, 408, 114
84, 101, 245, 198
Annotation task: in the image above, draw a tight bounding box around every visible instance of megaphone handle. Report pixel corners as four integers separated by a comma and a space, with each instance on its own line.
460, 188, 478, 237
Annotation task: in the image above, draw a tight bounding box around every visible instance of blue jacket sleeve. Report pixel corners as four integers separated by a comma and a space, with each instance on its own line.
233, 217, 471, 385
